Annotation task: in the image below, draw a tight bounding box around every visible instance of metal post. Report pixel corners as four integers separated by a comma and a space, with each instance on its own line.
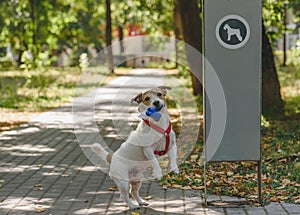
204, 161, 207, 207
258, 160, 262, 205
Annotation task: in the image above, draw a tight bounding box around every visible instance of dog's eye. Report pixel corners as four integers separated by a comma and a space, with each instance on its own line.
144, 97, 150, 101
157, 93, 162, 97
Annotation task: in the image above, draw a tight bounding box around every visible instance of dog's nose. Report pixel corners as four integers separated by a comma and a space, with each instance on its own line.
153, 100, 160, 107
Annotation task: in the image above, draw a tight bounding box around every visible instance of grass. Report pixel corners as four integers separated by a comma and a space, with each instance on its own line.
0, 68, 81, 111
160, 118, 300, 205
160, 64, 300, 205
0, 66, 129, 132
0, 67, 82, 132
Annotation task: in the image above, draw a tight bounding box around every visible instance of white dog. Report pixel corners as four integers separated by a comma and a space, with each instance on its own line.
92, 86, 179, 209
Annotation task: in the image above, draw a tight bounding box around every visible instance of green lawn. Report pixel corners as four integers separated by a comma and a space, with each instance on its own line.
0, 66, 122, 131
0, 68, 82, 111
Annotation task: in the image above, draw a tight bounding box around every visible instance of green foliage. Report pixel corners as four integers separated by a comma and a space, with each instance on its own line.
111, 0, 175, 34
263, 0, 300, 44
0, 0, 178, 68
263, 0, 286, 42
276, 63, 300, 116
290, 0, 300, 17
0, 0, 106, 67
0, 0, 298, 69
286, 46, 300, 66
0, 68, 80, 111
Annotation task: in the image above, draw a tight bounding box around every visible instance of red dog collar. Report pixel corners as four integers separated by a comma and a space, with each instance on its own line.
143, 119, 172, 156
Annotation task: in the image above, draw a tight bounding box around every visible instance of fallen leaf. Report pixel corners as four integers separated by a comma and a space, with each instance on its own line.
34, 182, 42, 187
172, 184, 181, 189
194, 174, 202, 179
34, 205, 46, 213
192, 185, 205, 190
277, 196, 288, 201
270, 196, 278, 202
237, 180, 242, 188
254, 203, 261, 207
227, 171, 234, 177
145, 196, 152, 200
215, 187, 221, 195
182, 186, 192, 190
108, 186, 117, 191
194, 169, 202, 174
61, 173, 70, 177
282, 178, 290, 186
131, 212, 140, 215
262, 144, 269, 150
190, 155, 198, 160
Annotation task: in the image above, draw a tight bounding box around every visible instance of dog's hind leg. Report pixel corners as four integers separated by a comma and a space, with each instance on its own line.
112, 177, 140, 209
130, 181, 149, 206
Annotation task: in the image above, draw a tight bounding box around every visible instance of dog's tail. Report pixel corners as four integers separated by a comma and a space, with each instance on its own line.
91, 143, 112, 164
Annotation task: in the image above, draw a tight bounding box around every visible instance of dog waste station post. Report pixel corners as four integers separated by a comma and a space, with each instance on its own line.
203, 0, 262, 205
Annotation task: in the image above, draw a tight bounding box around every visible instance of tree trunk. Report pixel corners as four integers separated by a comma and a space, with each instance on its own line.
118, 25, 125, 53
174, 3, 182, 68
262, 23, 285, 119
29, 0, 37, 58
105, 0, 114, 72
176, 0, 202, 96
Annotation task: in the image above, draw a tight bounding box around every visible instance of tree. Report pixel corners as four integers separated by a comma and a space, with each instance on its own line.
290, 0, 300, 16
175, 0, 202, 96
105, 0, 114, 72
0, 0, 106, 66
262, 23, 285, 118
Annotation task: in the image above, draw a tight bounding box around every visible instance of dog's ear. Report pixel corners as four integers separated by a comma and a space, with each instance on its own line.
131, 93, 143, 104
157, 86, 171, 94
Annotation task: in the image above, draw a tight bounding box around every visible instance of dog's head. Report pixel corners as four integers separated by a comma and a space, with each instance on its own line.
131, 86, 171, 113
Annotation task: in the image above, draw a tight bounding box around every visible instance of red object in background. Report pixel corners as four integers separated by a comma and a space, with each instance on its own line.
127, 24, 146, 36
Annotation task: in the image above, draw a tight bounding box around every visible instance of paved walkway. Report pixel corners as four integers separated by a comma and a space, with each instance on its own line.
0, 69, 299, 215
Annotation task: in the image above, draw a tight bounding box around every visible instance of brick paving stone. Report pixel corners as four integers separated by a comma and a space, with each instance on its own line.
264, 202, 289, 215
205, 207, 226, 215
165, 188, 185, 214
225, 207, 246, 215
0, 69, 298, 215
207, 194, 222, 202
184, 190, 205, 215
146, 182, 166, 213
281, 202, 300, 214
220, 195, 246, 203
251, 207, 269, 215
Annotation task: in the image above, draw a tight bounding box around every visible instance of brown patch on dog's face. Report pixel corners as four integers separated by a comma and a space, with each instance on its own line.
132, 86, 171, 113
141, 89, 166, 106
131, 93, 143, 104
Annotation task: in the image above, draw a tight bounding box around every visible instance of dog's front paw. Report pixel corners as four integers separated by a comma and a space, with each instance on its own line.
128, 203, 140, 210
172, 167, 179, 174
153, 170, 163, 180
138, 199, 149, 206
170, 164, 179, 174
